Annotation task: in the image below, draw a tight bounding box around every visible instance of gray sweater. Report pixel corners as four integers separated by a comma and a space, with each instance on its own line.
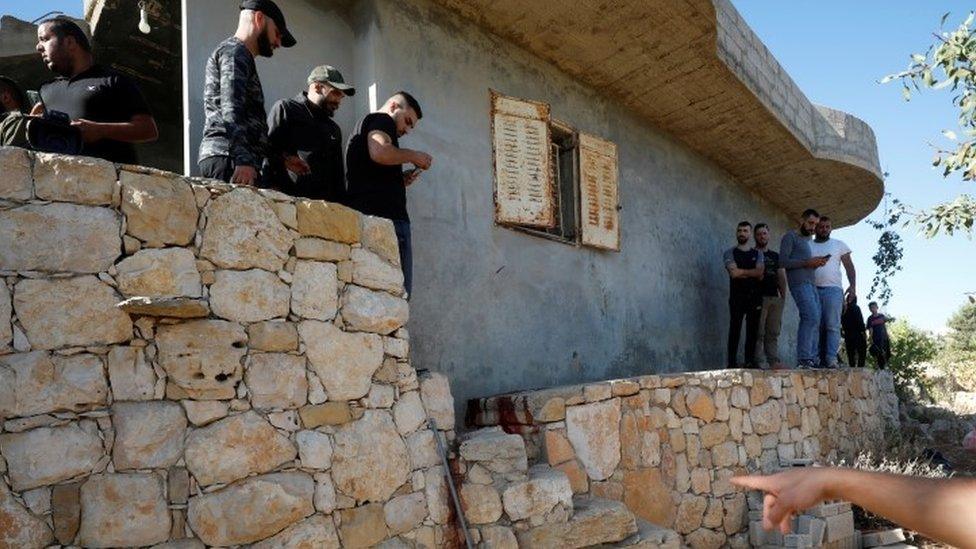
779, 229, 814, 287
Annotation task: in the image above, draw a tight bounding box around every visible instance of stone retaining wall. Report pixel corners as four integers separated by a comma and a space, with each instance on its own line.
467, 368, 899, 547
0, 147, 457, 548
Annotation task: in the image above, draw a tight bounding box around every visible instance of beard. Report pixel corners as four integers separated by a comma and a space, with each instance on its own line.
736, 236, 748, 245
257, 27, 274, 57
800, 226, 812, 236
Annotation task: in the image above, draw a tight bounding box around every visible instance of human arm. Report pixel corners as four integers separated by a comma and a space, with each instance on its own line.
731, 467, 976, 548
266, 101, 309, 176
29, 102, 44, 116
777, 268, 787, 298
218, 47, 260, 184
71, 114, 158, 144
779, 232, 828, 270
367, 129, 432, 168
840, 250, 856, 301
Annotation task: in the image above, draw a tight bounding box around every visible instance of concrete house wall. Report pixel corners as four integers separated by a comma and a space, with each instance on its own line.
184, 0, 801, 419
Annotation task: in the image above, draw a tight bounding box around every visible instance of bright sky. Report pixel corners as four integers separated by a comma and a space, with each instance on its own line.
5, 1, 974, 333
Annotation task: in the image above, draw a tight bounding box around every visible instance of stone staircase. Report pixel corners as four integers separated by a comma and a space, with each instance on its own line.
456, 428, 682, 548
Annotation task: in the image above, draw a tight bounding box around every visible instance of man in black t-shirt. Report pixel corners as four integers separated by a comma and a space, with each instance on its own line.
32, 18, 157, 164
723, 221, 765, 368
753, 223, 787, 368
345, 91, 433, 297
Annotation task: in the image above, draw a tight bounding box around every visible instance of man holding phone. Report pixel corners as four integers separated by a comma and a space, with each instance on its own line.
810, 215, 855, 367
345, 91, 433, 297
780, 209, 830, 368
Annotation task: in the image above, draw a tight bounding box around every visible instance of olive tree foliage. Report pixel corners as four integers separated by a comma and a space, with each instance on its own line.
881, 11, 976, 237
866, 194, 904, 305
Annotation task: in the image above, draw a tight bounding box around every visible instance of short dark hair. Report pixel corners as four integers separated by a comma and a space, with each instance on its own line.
394, 90, 422, 119
868, 301, 878, 308
819, 215, 831, 223
754, 222, 769, 231
737, 221, 752, 229
40, 18, 91, 53
0, 77, 27, 112
801, 208, 820, 219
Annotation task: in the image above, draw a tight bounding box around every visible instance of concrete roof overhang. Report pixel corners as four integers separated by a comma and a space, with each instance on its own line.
428, 0, 883, 227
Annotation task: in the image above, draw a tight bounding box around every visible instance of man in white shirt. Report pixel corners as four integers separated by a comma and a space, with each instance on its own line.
810, 216, 856, 368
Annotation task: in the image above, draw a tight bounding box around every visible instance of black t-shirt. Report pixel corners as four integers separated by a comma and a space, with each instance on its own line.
726, 247, 762, 300
344, 112, 407, 221
867, 314, 890, 343
264, 93, 345, 202
842, 303, 866, 340
759, 250, 780, 297
39, 64, 151, 164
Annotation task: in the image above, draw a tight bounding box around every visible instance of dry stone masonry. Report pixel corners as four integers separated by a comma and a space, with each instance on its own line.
468, 368, 899, 548
0, 147, 457, 548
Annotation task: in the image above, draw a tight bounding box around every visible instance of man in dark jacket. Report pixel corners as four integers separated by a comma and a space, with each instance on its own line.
264, 65, 355, 201
198, 0, 295, 184
841, 298, 867, 367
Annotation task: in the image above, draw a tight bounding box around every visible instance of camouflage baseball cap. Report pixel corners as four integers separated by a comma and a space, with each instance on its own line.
307, 65, 355, 96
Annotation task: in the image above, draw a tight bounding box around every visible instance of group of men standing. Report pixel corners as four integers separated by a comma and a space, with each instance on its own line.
198, 0, 432, 296
725, 209, 892, 369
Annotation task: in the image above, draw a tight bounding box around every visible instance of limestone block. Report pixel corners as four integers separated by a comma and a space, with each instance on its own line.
294, 237, 351, 261
460, 483, 502, 525
201, 188, 292, 270
501, 465, 573, 521
0, 279, 11, 352
34, 153, 115, 205
0, 482, 55, 548
424, 466, 451, 524
210, 269, 290, 322
183, 400, 229, 426
301, 402, 353, 427
459, 428, 528, 472
700, 422, 730, 449
367, 383, 396, 408
156, 320, 246, 400
685, 528, 726, 548
750, 400, 784, 435
0, 203, 120, 272
331, 410, 411, 502
516, 497, 637, 547
0, 146, 32, 200
246, 353, 308, 409
187, 471, 314, 546
152, 538, 206, 549
675, 495, 708, 534
362, 215, 401, 266
296, 430, 333, 469
0, 421, 103, 490
300, 321, 383, 400
481, 526, 518, 549
112, 401, 187, 469
384, 492, 428, 535
314, 473, 337, 513
686, 387, 716, 422
185, 411, 296, 485
291, 260, 338, 320
351, 248, 404, 294
566, 399, 621, 481
339, 502, 387, 547
393, 390, 426, 435
247, 320, 299, 352
0, 351, 108, 417
78, 473, 170, 547
121, 171, 198, 246
15, 276, 131, 350
419, 372, 455, 430
251, 514, 341, 549
341, 285, 409, 334
107, 346, 155, 401
406, 429, 440, 469
296, 200, 361, 243
116, 296, 210, 318
51, 482, 81, 545
623, 468, 674, 527
116, 248, 202, 298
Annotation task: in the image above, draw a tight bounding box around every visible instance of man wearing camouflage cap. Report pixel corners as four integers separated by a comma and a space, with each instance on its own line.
264, 65, 355, 201
198, 0, 296, 184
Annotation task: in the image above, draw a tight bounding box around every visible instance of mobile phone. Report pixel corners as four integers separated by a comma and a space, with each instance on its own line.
824, 254, 832, 260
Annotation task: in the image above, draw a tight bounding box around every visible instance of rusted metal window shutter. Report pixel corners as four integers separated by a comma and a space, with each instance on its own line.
491, 91, 556, 228
578, 132, 620, 251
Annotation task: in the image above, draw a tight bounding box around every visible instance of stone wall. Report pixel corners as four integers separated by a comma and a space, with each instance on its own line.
467, 368, 899, 548
0, 147, 458, 548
